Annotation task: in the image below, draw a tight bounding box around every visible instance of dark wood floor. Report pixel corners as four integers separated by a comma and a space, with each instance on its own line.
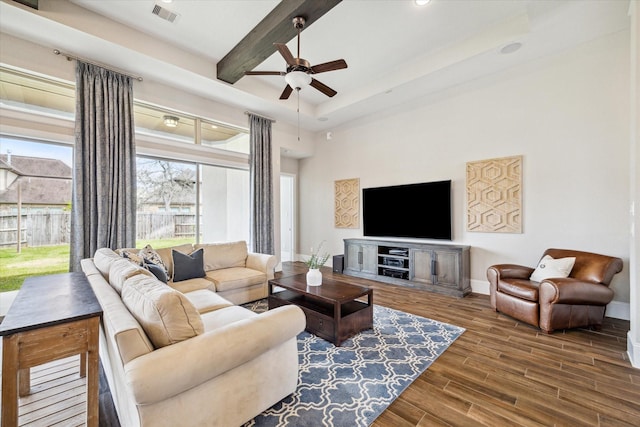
279, 262, 639, 427
2, 262, 637, 426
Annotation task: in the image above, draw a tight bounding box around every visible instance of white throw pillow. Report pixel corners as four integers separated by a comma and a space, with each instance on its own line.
530, 255, 576, 282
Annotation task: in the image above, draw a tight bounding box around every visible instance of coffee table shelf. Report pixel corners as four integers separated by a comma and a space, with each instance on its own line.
268, 274, 373, 346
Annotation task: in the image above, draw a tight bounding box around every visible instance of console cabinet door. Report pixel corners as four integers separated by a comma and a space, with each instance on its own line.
345, 243, 362, 273
345, 242, 377, 275
433, 250, 460, 288
361, 244, 378, 274
410, 249, 434, 285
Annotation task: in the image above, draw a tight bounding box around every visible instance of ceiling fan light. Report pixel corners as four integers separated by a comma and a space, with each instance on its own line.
284, 71, 311, 89
163, 115, 179, 127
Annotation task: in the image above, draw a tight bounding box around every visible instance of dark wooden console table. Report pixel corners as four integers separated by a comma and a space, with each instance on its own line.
0, 272, 102, 426
268, 273, 373, 346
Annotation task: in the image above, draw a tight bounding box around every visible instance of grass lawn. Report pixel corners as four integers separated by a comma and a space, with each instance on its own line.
0, 244, 70, 292
0, 238, 194, 292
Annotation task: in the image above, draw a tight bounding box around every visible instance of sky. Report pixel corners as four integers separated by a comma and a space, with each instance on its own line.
0, 137, 72, 167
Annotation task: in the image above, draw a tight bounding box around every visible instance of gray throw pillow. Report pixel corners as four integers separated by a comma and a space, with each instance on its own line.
172, 248, 205, 282
145, 261, 168, 284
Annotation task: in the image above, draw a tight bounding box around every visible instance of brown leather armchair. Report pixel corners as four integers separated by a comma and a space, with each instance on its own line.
487, 248, 623, 333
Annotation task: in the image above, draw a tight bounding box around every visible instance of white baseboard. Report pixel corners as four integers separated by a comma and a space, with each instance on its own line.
628, 332, 640, 369
471, 279, 490, 295
470, 280, 630, 321
605, 300, 630, 320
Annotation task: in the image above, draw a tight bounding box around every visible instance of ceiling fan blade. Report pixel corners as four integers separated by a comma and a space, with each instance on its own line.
311, 59, 348, 74
280, 85, 293, 100
274, 43, 296, 66
310, 78, 337, 97
245, 71, 285, 76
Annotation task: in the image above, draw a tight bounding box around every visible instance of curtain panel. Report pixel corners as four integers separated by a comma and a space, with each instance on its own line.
248, 113, 274, 255
70, 62, 137, 271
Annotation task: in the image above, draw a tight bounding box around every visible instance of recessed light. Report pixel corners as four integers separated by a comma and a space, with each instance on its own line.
211, 124, 218, 129
415, 0, 431, 6
500, 42, 523, 54
163, 115, 179, 127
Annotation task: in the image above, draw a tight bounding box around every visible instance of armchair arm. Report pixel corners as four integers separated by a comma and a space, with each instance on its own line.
487, 264, 535, 309
124, 305, 305, 405
246, 252, 278, 280
539, 278, 614, 306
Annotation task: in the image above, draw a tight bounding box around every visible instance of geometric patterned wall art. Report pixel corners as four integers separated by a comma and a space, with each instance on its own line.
466, 155, 522, 233
334, 178, 360, 228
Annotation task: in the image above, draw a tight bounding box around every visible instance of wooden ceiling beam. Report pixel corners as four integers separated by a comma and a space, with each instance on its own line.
216, 0, 342, 85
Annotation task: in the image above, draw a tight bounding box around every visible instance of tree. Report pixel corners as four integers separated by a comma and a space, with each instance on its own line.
136, 159, 196, 212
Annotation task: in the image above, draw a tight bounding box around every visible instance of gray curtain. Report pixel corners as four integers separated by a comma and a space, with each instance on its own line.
70, 61, 137, 271
249, 113, 274, 255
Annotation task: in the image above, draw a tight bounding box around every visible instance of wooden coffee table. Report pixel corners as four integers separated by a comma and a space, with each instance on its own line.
268, 273, 373, 346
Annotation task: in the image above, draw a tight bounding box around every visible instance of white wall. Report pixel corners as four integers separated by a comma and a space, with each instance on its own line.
628, 0, 639, 368
299, 30, 631, 313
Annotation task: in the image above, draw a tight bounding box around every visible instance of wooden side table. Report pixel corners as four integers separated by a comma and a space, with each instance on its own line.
0, 272, 102, 426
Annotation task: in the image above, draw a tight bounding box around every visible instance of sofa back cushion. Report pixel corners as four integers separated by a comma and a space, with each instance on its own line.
109, 258, 154, 294
155, 244, 194, 279
196, 241, 248, 271
122, 274, 204, 348
93, 248, 123, 280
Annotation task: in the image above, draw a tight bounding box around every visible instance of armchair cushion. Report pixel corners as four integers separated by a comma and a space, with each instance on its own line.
530, 255, 576, 282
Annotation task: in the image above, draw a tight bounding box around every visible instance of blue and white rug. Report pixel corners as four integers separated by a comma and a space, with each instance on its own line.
242, 302, 465, 427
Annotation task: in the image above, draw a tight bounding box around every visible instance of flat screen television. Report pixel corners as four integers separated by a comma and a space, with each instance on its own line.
362, 180, 452, 240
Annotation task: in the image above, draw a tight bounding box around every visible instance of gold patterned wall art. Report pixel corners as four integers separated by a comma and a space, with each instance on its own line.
334, 178, 360, 228
466, 155, 522, 233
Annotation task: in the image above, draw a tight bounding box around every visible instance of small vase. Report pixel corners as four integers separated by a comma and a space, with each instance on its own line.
306, 268, 322, 286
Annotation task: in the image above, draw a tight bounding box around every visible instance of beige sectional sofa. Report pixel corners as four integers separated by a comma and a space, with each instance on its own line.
81, 241, 306, 427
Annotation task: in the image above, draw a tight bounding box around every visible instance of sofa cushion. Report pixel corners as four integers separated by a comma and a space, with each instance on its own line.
196, 241, 247, 271
205, 267, 266, 292
172, 248, 206, 282
155, 244, 194, 278
530, 255, 576, 282
109, 257, 154, 294
169, 277, 212, 294
200, 305, 258, 331
93, 248, 122, 279
122, 274, 204, 348
183, 289, 234, 314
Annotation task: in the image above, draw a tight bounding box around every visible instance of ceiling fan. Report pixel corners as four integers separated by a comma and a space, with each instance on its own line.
244, 16, 348, 100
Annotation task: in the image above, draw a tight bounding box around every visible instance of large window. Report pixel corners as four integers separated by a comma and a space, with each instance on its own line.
135, 157, 249, 247
0, 66, 252, 292
0, 137, 73, 292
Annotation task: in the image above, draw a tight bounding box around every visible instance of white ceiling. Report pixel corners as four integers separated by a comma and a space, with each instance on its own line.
0, 0, 631, 132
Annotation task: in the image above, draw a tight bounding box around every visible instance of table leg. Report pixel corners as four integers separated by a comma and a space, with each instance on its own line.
2, 334, 20, 426
18, 367, 30, 396
86, 317, 100, 427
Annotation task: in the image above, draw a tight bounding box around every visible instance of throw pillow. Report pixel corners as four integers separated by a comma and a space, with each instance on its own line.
121, 249, 144, 266
145, 261, 168, 284
139, 244, 168, 274
530, 255, 576, 282
172, 248, 206, 282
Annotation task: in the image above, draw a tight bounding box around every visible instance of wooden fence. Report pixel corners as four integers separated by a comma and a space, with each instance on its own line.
0, 212, 197, 247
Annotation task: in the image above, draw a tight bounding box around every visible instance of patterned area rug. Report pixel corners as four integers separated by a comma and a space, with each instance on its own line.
241, 301, 465, 427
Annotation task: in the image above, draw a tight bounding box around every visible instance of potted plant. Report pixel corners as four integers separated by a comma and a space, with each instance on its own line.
305, 241, 330, 286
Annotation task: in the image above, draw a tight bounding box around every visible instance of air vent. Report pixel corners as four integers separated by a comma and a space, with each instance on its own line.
152, 4, 179, 23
